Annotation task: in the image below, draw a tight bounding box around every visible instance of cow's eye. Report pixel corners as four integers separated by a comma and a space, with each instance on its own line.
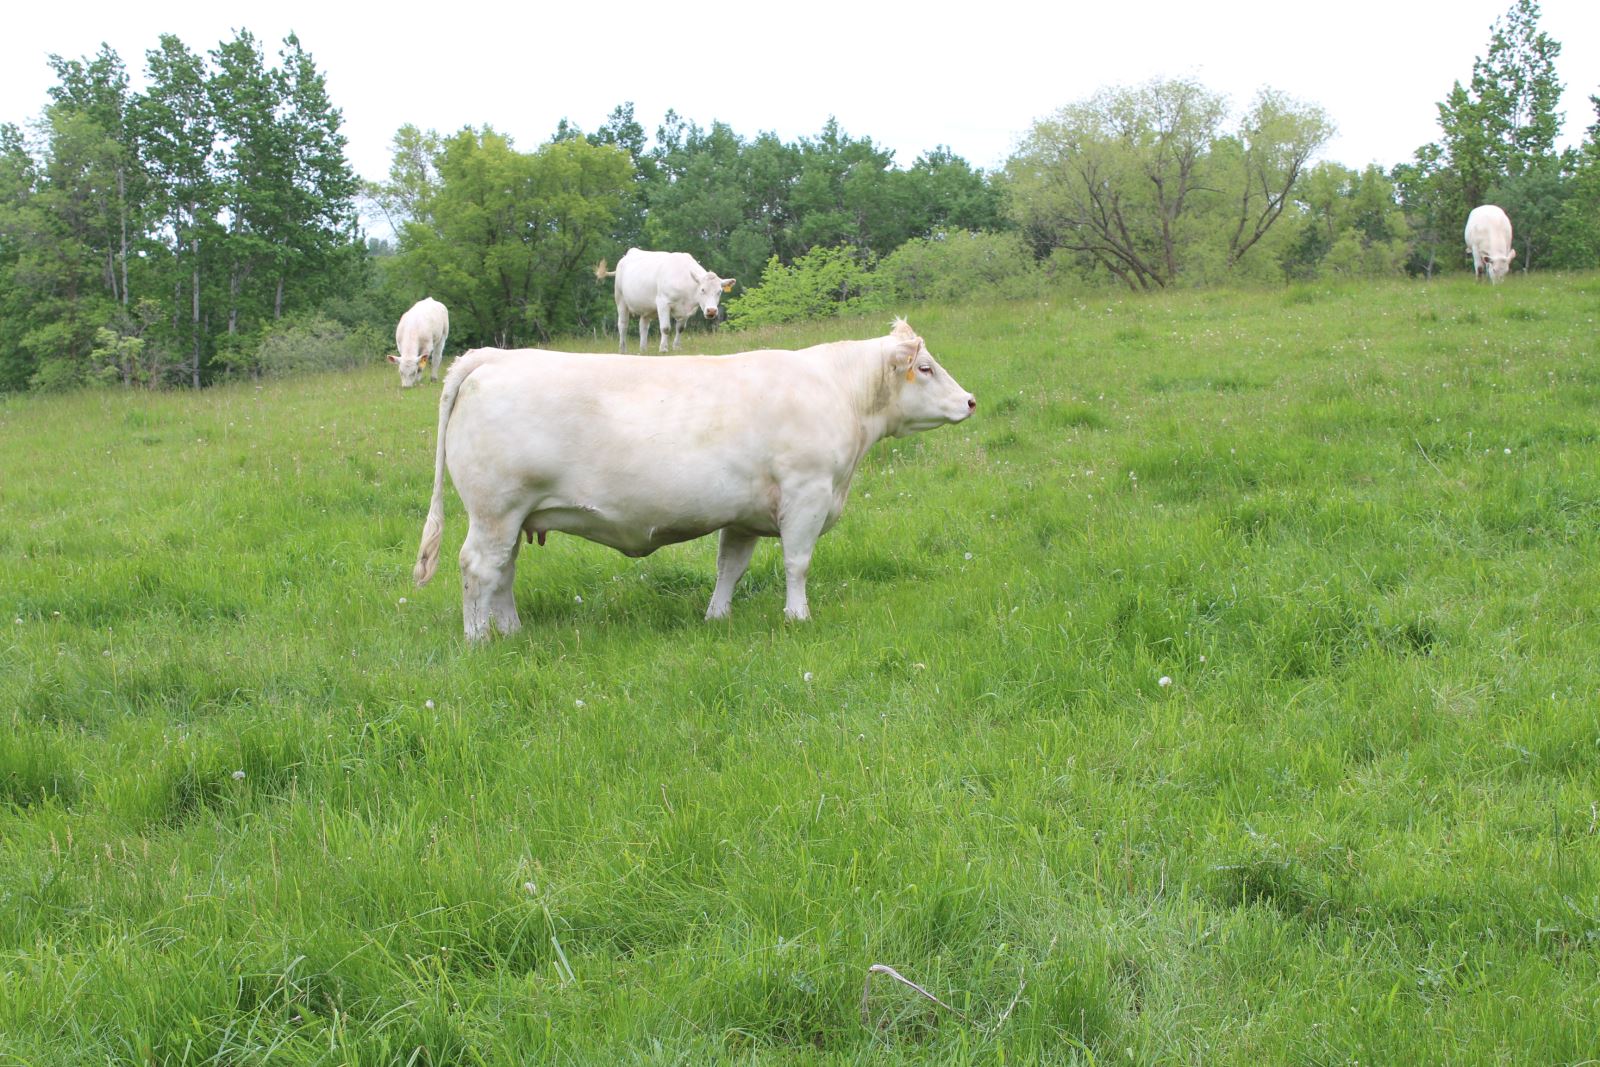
917, 364, 933, 375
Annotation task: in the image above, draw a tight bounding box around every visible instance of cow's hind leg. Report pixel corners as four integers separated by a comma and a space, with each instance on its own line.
459, 516, 522, 641
705, 529, 759, 620
617, 306, 629, 353
638, 315, 651, 355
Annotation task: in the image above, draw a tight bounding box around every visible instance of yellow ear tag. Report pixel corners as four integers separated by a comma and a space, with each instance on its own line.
905, 367, 916, 382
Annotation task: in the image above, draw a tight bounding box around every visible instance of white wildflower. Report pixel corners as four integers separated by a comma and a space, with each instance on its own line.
231, 770, 246, 781
1158, 676, 1172, 688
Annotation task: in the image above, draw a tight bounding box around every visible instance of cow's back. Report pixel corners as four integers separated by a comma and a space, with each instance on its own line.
398, 298, 448, 353
1465, 205, 1512, 252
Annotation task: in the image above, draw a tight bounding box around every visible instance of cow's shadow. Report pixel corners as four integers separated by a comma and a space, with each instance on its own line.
504, 554, 789, 636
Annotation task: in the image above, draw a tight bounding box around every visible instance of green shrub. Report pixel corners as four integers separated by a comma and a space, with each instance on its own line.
218, 315, 387, 380
723, 246, 879, 329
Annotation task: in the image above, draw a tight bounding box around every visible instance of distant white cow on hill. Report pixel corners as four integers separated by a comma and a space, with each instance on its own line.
390, 298, 450, 387
596, 249, 735, 354
1464, 205, 1515, 284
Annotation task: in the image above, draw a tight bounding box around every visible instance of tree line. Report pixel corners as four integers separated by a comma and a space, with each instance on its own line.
3, 0, 1598, 393
0, 32, 361, 392
368, 109, 1004, 347
1006, 0, 1598, 289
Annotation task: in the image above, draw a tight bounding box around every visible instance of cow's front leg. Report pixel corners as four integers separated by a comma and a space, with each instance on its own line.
459, 517, 522, 641
777, 494, 831, 621
706, 529, 759, 620
656, 298, 674, 353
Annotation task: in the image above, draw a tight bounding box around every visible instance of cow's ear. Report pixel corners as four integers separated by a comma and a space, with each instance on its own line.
890, 318, 917, 341
1509, 248, 1517, 260
721, 278, 736, 293
386, 353, 399, 364
888, 335, 919, 381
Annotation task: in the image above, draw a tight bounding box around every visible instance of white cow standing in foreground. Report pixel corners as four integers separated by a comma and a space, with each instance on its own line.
389, 297, 450, 387
413, 320, 976, 640
1464, 205, 1516, 283
596, 249, 736, 354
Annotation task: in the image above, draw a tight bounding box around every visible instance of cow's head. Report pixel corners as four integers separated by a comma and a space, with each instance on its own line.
1484, 247, 1516, 283
884, 319, 976, 435
387, 351, 429, 388
692, 269, 736, 322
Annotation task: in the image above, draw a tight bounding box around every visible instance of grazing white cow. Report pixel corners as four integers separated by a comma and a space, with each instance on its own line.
412, 319, 976, 640
596, 249, 735, 354
389, 298, 450, 387
1465, 205, 1516, 283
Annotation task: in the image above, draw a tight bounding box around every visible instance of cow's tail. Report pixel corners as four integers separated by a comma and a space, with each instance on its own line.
594, 258, 616, 281
414, 347, 500, 587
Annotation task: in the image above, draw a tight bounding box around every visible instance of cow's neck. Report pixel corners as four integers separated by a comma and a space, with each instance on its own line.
831, 338, 902, 447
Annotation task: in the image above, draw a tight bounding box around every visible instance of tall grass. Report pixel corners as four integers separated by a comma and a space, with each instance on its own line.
2, 274, 1598, 1064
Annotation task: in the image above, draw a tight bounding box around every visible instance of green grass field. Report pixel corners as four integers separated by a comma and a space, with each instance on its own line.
3, 274, 1599, 1065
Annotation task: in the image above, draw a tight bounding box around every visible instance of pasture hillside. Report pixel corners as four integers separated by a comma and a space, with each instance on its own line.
2, 275, 1599, 1064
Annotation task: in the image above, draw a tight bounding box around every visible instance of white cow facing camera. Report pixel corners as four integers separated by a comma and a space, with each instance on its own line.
597, 249, 735, 354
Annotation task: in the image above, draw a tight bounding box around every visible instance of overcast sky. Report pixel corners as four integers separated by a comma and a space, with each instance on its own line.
5, 0, 1598, 190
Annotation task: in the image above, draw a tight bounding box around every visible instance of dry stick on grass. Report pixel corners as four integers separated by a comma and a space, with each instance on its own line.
860, 964, 969, 1030
862, 937, 1056, 1035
